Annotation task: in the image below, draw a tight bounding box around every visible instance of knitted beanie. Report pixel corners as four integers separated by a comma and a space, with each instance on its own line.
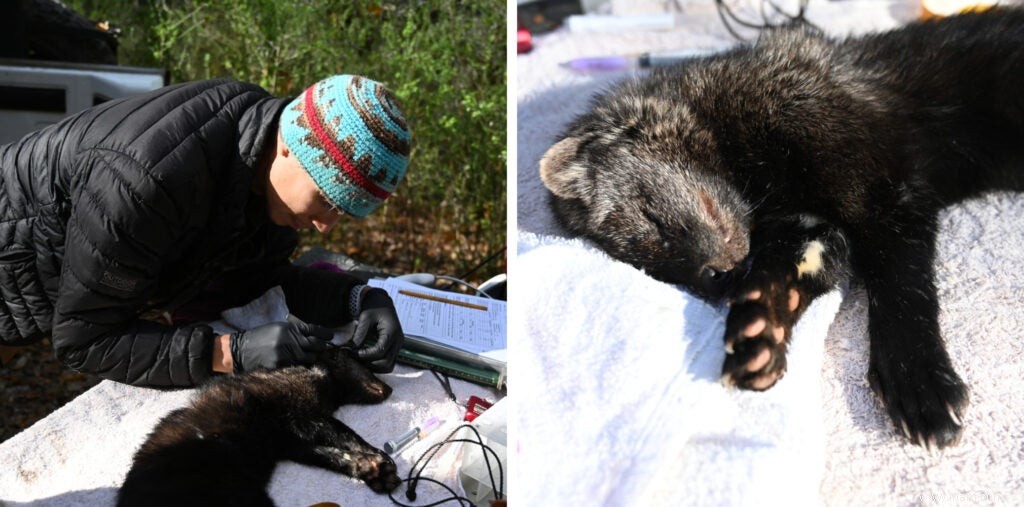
279, 75, 411, 217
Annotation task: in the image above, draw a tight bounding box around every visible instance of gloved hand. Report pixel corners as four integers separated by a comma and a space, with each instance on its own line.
352, 288, 405, 373
229, 317, 333, 373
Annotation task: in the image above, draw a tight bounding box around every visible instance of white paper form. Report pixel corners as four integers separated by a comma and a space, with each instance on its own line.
367, 278, 507, 355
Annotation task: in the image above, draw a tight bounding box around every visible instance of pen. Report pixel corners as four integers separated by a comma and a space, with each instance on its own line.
559, 48, 722, 72
398, 289, 488, 311
384, 416, 443, 455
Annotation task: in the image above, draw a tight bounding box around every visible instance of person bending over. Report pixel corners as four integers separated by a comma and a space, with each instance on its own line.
0, 74, 408, 386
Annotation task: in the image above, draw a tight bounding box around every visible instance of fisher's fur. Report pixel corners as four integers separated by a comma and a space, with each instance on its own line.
118, 346, 399, 506
541, 9, 1024, 449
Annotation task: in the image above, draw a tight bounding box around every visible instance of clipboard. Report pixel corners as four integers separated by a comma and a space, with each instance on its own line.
368, 278, 507, 390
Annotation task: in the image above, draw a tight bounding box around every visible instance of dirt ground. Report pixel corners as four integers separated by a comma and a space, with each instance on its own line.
0, 339, 102, 443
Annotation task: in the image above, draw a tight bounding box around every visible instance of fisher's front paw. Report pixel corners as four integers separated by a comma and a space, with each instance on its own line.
354, 451, 401, 493
868, 347, 968, 449
721, 271, 808, 390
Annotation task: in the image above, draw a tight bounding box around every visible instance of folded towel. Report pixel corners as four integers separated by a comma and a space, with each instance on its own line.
0, 287, 499, 506
512, 233, 844, 505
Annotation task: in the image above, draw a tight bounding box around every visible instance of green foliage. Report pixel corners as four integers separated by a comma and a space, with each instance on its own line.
66, 0, 507, 279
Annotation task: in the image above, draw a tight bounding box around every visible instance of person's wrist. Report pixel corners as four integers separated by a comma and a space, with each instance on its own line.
211, 333, 234, 373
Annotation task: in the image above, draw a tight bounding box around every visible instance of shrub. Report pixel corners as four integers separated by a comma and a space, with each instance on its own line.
67, 0, 507, 282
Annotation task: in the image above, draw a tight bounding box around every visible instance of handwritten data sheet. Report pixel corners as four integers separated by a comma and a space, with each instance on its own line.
367, 278, 507, 355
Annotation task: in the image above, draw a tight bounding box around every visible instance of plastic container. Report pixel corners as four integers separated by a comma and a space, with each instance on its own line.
458, 397, 507, 505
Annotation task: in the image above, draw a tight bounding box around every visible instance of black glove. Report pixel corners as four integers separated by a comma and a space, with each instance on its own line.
353, 288, 405, 373
229, 317, 333, 373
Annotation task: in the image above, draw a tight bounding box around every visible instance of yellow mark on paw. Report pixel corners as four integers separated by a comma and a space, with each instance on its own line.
797, 240, 825, 278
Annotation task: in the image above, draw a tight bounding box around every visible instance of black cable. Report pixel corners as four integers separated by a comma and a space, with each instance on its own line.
435, 275, 494, 299
715, 0, 751, 41
405, 438, 503, 505
759, 0, 771, 28
716, 0, 768, 30
766, 0, 821, 31
712, 0, 820, 42
389, 476, 471, 506
456, 246, 506, 282
430, 369, 459, 405
387, 424, 504, 507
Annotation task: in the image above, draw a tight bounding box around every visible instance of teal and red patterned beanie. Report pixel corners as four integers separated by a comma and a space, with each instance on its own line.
279, 75, 411, 218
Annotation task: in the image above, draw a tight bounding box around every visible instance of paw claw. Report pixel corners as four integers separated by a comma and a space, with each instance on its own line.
917, 434, 936, 453
947, 404, 962, 426
900, 420, 912, 440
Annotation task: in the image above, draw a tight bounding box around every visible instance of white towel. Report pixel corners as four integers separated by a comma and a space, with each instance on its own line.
0, 288, 500, 506
512, 233, 843, 505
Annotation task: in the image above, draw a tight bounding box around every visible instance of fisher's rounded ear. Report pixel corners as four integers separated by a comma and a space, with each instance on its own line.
539, 136, 589, 202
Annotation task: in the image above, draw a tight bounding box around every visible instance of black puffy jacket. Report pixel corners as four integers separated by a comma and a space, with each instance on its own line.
0, 79, 361, 387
